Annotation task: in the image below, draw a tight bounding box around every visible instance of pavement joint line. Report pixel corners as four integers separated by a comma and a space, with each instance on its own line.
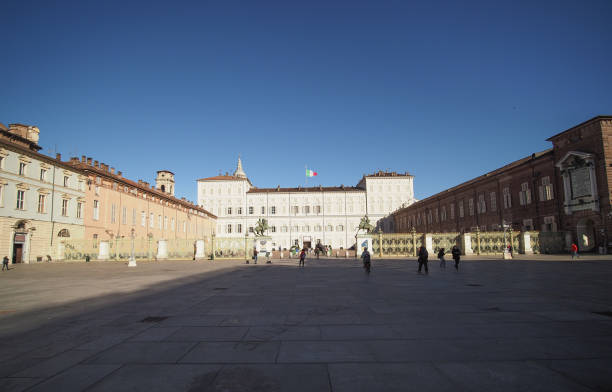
174, 341, 201, 364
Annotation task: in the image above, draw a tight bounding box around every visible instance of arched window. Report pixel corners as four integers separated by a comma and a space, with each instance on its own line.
161, 185, 165, 192
58, 229, 70, 237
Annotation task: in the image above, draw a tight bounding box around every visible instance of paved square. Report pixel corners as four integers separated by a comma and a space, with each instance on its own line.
1, 256, 611, 391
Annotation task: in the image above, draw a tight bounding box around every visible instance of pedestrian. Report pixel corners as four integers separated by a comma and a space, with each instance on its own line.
417, 246, 429, 274
451, 245, 461, 271
570, 243, 579, 261
437, 248, 446, 269
253, 248, 258, 264
299, 248, 306, 267
2, 256, 9, 271
361, 246, 371, 274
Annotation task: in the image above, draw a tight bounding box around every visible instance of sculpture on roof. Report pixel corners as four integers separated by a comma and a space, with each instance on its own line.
254, 218, 269, 237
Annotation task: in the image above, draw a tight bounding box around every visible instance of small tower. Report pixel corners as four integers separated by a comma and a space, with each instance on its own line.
233, 155, 247, 179
156, 170, 175, 196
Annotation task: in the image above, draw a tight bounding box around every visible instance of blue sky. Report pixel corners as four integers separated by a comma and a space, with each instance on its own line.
2, 0, 611, 204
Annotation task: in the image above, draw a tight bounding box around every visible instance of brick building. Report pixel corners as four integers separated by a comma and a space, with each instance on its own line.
393, 115, 612, 253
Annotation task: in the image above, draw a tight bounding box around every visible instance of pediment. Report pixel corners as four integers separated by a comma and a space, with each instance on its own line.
555, 151, 594, 168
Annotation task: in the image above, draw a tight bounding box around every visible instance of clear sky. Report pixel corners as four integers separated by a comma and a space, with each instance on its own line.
2, 0, 611, 205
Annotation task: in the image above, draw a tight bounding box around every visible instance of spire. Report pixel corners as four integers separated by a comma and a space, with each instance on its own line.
234, 155, 247, 178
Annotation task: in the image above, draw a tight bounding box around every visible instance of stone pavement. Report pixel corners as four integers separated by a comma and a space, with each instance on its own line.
0, 256, 611, 391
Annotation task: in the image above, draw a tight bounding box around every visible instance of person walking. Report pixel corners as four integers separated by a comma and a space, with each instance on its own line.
2, 256, 9, 271
418, 246, 429, 274
299, 248, 306, 267
253, 248, 258, 264
451, 245, 461, 271
361, 246, 371, 274
437, 248, 446, 270
570, 243, 579, 261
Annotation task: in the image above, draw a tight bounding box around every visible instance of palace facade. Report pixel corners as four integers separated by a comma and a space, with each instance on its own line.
197, 159, 415, 250
393, 115, 612, 253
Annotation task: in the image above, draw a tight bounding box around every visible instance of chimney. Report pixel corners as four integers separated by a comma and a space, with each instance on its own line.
117, 171, 122, 177
110, 167, 115, 174
81, 155, 86, 163
87, 157, 92, 165
94, 160, 99, 167
137, 180, 142, 185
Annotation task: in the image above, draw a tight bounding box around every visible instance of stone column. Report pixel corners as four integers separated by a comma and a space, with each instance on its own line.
425, 233, 433, 254
195, 239, 205, 260
521, 232, 533, 254
379, 232, 383, 258
461, 233, 473, 255
211, 235, 216, 260
98, 240, 110, 260
156, 239, 168, 260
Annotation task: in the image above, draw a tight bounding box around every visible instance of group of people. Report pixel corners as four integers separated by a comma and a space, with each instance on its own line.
417, 246, 461, 274
359, 245, 462, 274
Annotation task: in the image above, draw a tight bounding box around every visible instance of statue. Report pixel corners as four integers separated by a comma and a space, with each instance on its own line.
358, 216, 375, 234
254, 218, 269, 237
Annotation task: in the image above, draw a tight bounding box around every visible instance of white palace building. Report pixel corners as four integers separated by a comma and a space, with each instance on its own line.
197, 158, 415, 250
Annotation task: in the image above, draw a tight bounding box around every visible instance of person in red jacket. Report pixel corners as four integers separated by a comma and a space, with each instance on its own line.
571, 243, 579, 261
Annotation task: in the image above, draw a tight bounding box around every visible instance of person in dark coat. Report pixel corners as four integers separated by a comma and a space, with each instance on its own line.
417, 246, 429, 274
451, 245, 461, 271
2, 256, 9, 271
299, 248, 306, 267
437, 248, 446, 269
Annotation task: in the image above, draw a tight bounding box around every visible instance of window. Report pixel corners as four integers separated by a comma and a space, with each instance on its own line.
0, 156, 3, 169
227, 224, 232, 234
249, 206, 254, 215
183, 221, 187, 233
132, 209, 136, 225
458, 200, 464, 218
261, 206, 265, 214
519, 182, 531, 205
164, 216, 168, 230
315, 225, 322, 231
522, 219, 533, 231
38, 194, 46, 213
281, 226, 288, 232
110, 204, 116, 223
315, 205, 321, 214
227, 207, 232, 215
78, 180, 84, 191
435, 208, 439, 223
327, 224, 333, 232
441, 206, 447, 221
120, 207, 126, 224
93, 200, 99, 220
150, 213, 154, 228
503, 187, 512, 209
539, 177, 554, 201
237, 207, 242, 215
303, 225, 310, 232
490, 192, 497, 211
40, 169, 47, 181
477, 194, 486, 214
96, 176, 101, 185
77, 202, 82, 218
304, 205, 310, 214
141, 211, 146, 227
63, 176, 69, 187
158, 215, 162, 229
62, 199, 68, 216
468, 198, 474, 216
292, 206, 299, 214
427, 210, 432, 224
271, 226, 276, 233
236, 223, 242, 233
336, 225, 344, 231
95, 186, 100, 195
171, 218, 175, 230
19, 162, 26, 176
293, 225, 299, 232
249, 226, 254, 233
450, 203, 455, 219
271, 206, 276, 214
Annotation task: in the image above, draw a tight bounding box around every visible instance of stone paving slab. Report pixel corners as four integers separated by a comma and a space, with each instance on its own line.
0, 258, 611, 391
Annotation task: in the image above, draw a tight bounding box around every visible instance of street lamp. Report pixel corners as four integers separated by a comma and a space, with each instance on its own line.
128, 228, 137, 267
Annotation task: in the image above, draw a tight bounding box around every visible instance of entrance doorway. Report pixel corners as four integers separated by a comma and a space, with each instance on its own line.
12, 243, 23, 263
303, 241, 312, 249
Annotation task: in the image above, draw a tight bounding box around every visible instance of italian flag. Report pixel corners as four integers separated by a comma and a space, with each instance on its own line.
306, 169, 318, 177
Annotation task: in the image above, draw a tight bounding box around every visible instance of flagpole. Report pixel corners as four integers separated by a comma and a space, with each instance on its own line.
305, 165, 308, 187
